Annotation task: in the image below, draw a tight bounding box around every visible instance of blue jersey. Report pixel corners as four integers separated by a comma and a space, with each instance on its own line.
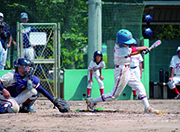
11, 24, 38, 48
0, 71, 40, 97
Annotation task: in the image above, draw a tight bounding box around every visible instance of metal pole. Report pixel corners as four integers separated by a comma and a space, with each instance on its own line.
57, 23, 61, 98
16, 22, 20, 59
54, 23, 58, 98
87, 0, 102, 65
19, 23, 23, 58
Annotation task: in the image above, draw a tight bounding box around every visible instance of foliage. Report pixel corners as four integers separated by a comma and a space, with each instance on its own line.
1, 0, 88, 69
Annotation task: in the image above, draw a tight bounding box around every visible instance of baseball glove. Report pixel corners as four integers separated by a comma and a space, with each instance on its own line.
54, 98, 70, 113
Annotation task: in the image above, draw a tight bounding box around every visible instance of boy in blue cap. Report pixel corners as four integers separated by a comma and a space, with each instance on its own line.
86, 29, 163, 114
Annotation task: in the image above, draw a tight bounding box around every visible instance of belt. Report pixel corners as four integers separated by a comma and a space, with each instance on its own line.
130, 66, 137, 69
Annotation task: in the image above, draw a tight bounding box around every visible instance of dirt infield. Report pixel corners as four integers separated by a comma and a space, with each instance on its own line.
0, 99, 180, 132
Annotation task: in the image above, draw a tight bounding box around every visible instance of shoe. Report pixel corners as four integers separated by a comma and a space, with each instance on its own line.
86, 98, 96, 112
174, 94, 180, 99
133, 95, 138, 100
19, 106, 36, 113
87, 95, 91, 98
144, 105, 160, 114
0, 104, 8, 114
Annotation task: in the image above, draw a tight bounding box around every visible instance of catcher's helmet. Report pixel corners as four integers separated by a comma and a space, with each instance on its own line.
94, 50, 103, 62
116, 29, 136, 47
14, 58, 34, 77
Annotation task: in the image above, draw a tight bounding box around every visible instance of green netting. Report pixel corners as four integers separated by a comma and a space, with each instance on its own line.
102, 2, 145, 42
102, 2, 145, 68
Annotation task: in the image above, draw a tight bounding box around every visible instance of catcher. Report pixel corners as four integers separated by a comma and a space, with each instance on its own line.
0, 58, 70, 114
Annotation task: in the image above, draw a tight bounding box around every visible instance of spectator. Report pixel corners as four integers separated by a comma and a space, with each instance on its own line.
11, 12, 37, 60
0, 12, 13, 70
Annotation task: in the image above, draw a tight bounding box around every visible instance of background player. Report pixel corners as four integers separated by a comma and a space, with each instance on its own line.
87, 50, 106, 98
130, 40, 143, 100
86, 29, 161, 113
168, 46, 180, 99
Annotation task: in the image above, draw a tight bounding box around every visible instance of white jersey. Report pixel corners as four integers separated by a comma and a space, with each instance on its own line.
130, 54, 143, 67
169, 55, 180, 75
114, 44, 134, 66
88, 60, 106, 72
0, 71, 16, 87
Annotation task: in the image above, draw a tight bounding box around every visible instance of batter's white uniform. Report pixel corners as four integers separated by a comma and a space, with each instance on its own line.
168, 55, 180, 89
87, 60, 106, 89
130, 54, 143, 80
0, 71, 37, 112
101, 44, 147, 101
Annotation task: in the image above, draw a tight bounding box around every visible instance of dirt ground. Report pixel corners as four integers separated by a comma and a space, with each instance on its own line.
0, 99, 180, 132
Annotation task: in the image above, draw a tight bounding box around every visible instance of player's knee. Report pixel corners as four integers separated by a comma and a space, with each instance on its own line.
167, 81, 174, 89
138, 93, 147, 99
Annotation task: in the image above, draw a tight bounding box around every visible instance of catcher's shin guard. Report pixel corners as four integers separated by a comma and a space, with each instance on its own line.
20, 94, 39, 113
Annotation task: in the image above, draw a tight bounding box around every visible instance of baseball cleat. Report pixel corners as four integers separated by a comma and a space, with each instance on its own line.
133, 95, 138, 100
86, 98, 96, 112
174, 94, 180, 99
144, 105, 160, 114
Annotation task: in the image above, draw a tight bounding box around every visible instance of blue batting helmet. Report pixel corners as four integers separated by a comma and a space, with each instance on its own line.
93, 50, 103, 62
116, 29, 136, 47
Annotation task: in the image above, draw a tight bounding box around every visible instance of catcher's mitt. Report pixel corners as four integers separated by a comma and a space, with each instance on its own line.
54, 98, 70, 113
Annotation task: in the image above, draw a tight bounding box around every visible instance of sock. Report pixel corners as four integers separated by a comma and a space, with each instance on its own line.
87, 88, 91, 97
141, 97, 150, 109
100, 89, 104, 95
132, 90, 137, 96
172, 87, 180, 95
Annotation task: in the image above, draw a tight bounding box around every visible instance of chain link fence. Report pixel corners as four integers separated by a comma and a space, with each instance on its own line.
17, 23, 61, 98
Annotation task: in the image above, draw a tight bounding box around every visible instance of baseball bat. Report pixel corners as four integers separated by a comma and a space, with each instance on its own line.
142, 40, 162, 54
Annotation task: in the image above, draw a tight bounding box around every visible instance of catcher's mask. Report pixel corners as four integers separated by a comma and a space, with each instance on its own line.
14, 58, 35, 78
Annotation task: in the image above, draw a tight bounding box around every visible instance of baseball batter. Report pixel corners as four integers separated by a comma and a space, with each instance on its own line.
86, 29, 161, 113
168, 46, 180, 99
87, 51, 106, 98
130, 42, 143, 100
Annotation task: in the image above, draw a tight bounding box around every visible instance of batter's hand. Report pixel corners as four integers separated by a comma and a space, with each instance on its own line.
169, 77, 173, 81
88, 79, 93, 83
2, 89, 11, 99
100, 76, 104, 80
